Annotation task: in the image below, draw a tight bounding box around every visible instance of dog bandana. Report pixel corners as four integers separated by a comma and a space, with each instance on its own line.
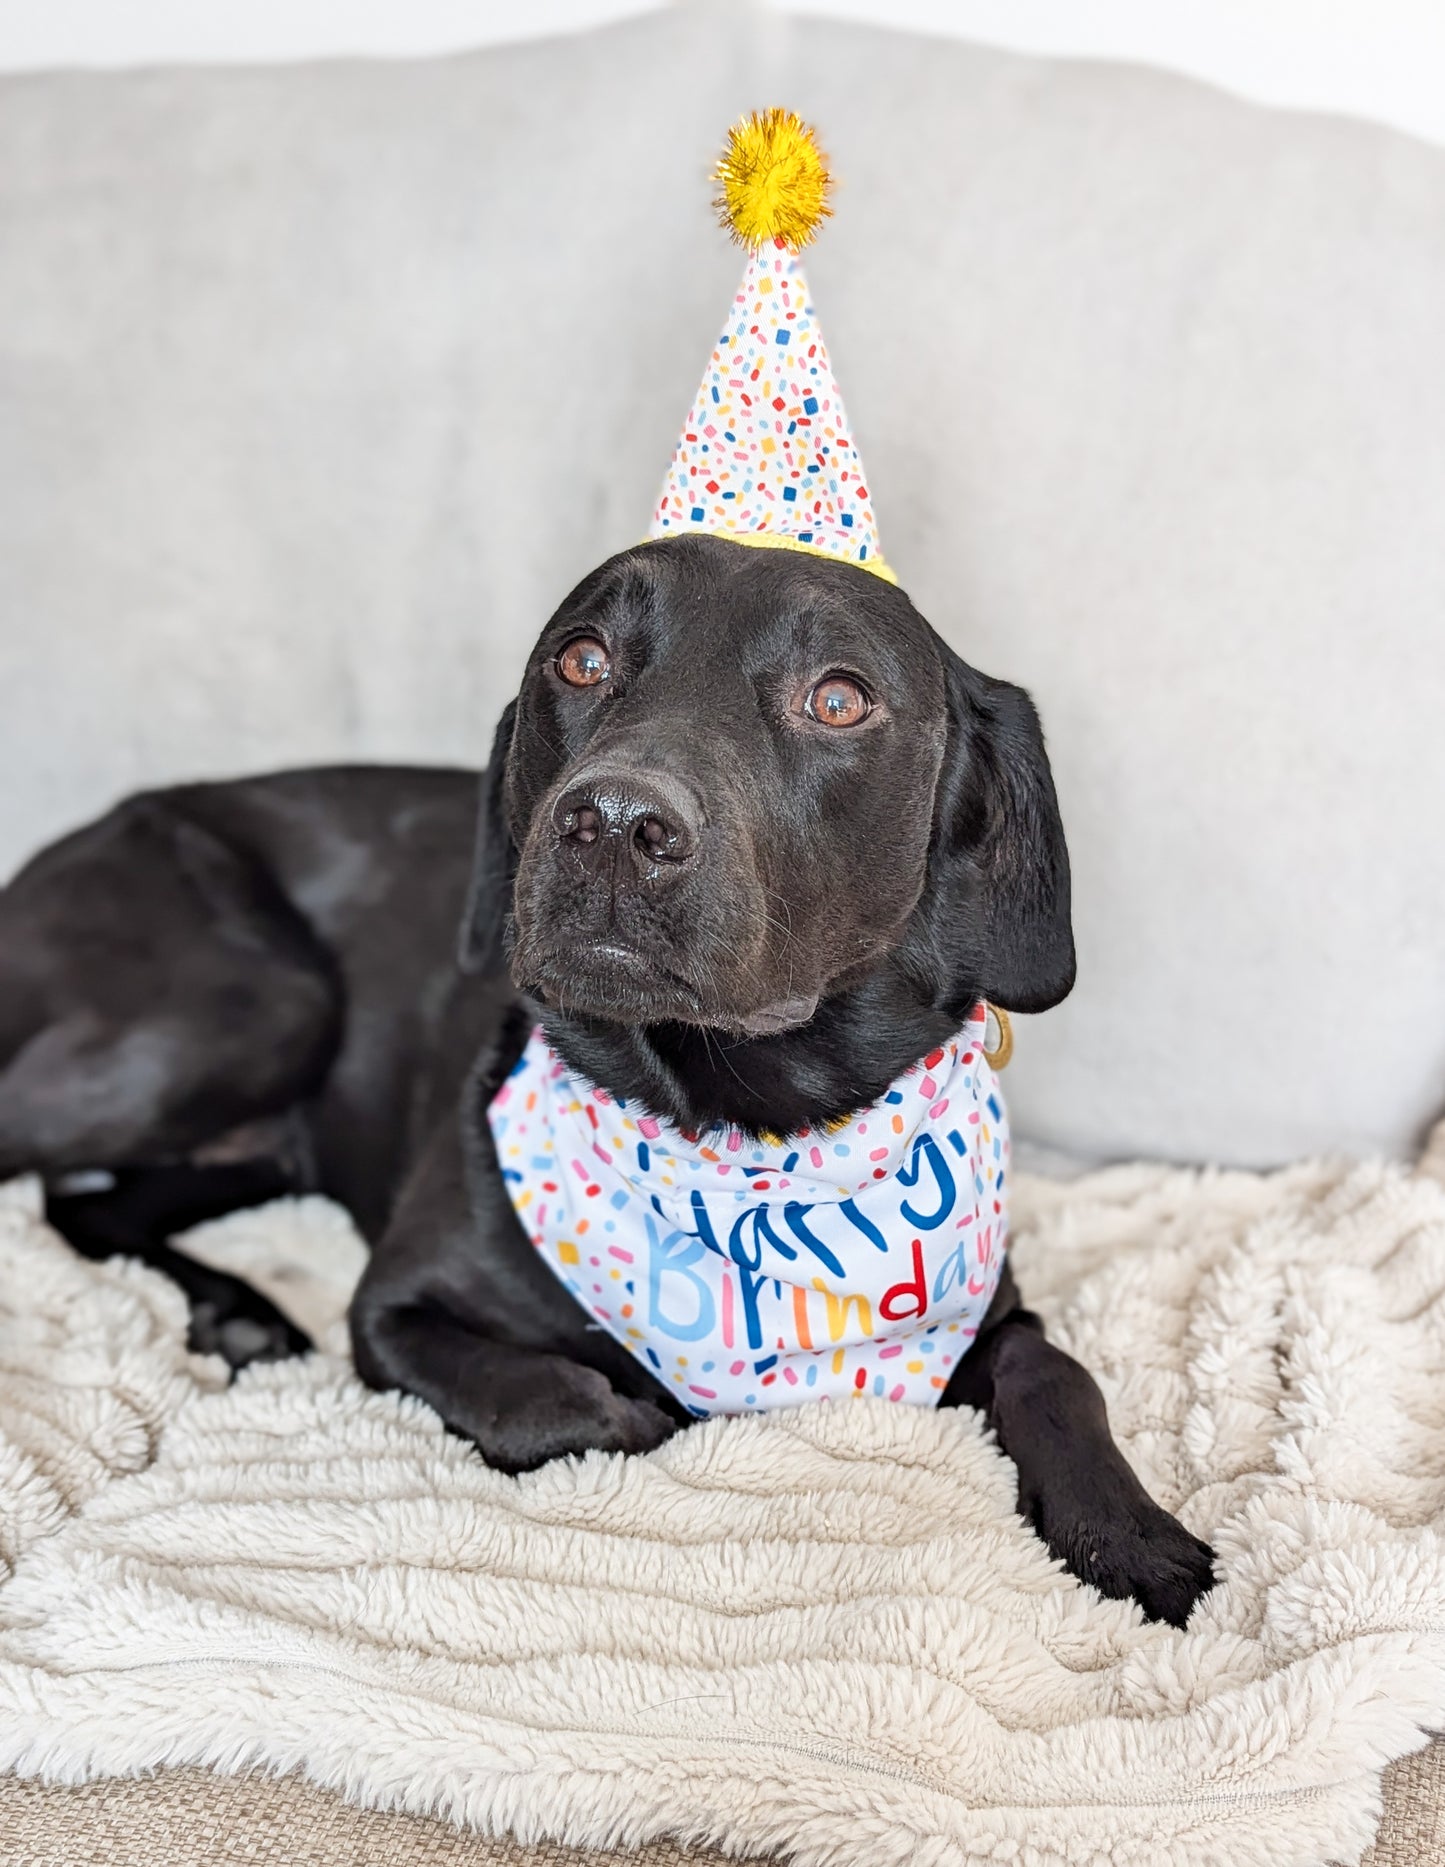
488, 1005, 1009, 1418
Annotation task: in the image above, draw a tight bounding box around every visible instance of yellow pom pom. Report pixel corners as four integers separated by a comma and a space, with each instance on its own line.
713, 108, 832, 252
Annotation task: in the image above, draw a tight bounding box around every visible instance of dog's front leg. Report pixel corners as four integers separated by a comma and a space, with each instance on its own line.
942, 1275, 1215, 1627
351, 1014, 682, 1472
351, 1299, 679, 1473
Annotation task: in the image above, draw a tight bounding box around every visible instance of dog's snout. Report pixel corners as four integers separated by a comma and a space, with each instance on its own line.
552, 775, 698, 880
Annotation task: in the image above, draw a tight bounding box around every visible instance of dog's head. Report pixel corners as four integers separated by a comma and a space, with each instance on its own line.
464, 535, 1073, 1125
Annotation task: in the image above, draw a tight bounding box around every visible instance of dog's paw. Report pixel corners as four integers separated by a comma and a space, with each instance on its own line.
484, 1359, 679, 1473
1032, 1484, 1216, 1629
188, 1298, 312, 1370
586, 1382, 680, 1459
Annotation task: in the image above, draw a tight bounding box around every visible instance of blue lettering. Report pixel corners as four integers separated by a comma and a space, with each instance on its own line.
838, 1197, 889, 1253
898, 1133, 957, 1230
781, 1202, 845, 1277
644, 1211, 716, 1341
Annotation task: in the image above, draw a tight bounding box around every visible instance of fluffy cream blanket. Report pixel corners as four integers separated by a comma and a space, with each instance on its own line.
2, 1135, 1445, 1867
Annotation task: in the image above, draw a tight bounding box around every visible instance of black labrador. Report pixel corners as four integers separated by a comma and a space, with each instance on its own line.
0, 534, 1214, 1625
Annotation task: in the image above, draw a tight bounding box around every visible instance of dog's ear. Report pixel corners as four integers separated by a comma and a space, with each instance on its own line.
457, 700, 518, 976
928, 644, 1075, 1013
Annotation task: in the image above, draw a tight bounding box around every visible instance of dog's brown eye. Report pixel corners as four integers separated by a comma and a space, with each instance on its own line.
556, 636, 611, 688
806, 675, 871, 728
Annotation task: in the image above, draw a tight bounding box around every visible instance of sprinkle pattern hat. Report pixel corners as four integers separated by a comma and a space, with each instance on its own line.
649, 110, 894, 583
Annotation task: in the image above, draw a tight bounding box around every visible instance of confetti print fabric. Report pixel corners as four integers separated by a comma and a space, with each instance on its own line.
488, 1007, 1007, 1416
648, 239, 890, 576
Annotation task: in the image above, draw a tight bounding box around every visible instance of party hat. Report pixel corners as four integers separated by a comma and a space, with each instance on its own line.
649, 110, 893, 582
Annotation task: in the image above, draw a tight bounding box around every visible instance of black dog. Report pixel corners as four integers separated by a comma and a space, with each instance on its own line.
0, 535, 1214, 1624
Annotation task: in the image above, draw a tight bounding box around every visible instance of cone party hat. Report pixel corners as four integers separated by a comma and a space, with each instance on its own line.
649, 110, 894, 582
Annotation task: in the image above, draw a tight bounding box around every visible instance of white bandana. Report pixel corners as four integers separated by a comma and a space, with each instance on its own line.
487, 1006, 1008, 1418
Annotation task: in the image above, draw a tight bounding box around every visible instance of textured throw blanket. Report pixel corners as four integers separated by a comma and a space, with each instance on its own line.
2, 1135, 1445, 1867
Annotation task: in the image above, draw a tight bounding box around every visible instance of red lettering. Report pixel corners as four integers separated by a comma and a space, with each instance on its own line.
879, 1238, 929, 1323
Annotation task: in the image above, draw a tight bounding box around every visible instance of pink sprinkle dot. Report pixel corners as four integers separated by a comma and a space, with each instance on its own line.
638, 1116, 661, 1140
878, 1343, 902, 1360
869, 1147, 888, 1161
929, 1100, 949, 1120
783, 1366, 799, 1385
889, 1383, 906, 1402
729, 1360, 746, 1376
809, 1146, 824, 1169
726, 1130, 743, 1153
919, 1076, 937, 1098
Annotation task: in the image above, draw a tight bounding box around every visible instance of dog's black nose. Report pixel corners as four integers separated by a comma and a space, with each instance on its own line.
552, 775, 698, 880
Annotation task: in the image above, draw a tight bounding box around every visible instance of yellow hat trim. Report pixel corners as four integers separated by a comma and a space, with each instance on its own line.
642, 531, 897, 585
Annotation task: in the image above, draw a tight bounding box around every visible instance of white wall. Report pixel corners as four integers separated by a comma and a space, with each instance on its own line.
785, 0, 1445, 148
1, 0, 1443, 147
